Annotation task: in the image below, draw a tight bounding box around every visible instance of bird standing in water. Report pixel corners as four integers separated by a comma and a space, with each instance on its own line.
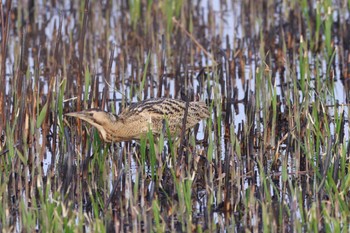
66, 98, 209, 142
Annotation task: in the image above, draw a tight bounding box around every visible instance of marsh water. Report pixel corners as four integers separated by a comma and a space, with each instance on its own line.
0, 0, 349, 232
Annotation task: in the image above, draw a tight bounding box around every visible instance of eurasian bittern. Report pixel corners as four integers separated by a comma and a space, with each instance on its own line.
66, 98, 209, 142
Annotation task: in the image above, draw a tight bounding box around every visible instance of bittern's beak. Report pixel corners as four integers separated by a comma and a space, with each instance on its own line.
65, 110, 110, 142
65, 111, 104, 131
65, 111, 93, 123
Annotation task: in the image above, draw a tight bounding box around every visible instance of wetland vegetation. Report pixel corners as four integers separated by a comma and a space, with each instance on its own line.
0, 0, 349, 232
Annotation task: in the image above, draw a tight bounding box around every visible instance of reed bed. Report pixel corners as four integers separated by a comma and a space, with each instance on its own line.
0, 0, 349, 232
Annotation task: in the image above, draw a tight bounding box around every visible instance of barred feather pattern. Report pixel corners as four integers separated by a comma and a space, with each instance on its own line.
66, 98, 209, 142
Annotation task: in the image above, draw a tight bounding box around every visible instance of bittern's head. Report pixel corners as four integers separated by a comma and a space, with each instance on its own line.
66, 109, 118, 142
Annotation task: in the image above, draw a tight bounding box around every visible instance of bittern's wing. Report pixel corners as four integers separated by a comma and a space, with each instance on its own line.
117, 98, 208, 135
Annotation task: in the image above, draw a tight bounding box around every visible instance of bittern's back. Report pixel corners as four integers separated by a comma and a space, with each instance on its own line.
120, 98, 209, 135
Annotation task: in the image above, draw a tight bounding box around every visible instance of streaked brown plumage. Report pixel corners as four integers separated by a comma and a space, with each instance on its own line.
66, 98, 209, 142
